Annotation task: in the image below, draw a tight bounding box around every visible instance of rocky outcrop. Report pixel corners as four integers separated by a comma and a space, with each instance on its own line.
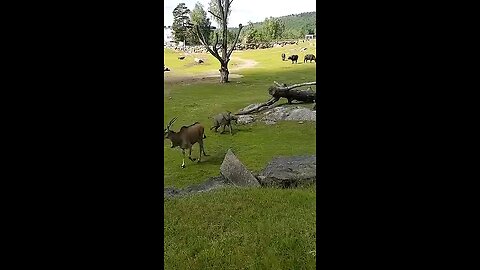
164, 176, 229, 199
256, 155, 316, 188
236, 115, 255, 124
164, 153, 317, 199
220, 149, 260, 187
237, 104, 316, 125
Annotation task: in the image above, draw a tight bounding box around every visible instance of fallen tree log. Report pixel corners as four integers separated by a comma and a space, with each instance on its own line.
236, 81, 316, 115
236, 97, 279, 115
269, 81, 316, 104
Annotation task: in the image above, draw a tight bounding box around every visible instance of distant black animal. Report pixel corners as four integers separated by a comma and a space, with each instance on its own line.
164, 65, 170, 72
178, 56, 185, 60
304, 54, 316, 63
281, 53, 286, 61
287, 55, 299, 64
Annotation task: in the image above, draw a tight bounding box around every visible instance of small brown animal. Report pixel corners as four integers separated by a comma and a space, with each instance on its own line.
164, 117, 208, 168
210, 112, 238, 135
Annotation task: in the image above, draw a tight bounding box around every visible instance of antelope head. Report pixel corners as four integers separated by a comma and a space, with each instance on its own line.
164, 117, 177, 141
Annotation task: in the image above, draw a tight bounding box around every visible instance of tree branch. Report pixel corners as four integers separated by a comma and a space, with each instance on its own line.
227, 24, 244, 58
212, 32, 220, 57
284, 82, 316, 90
235, 97, 280, 115
273, 81, 287, 87
193, 25, 223, 63
208, 10, 221, 21
217, 0, 225, 22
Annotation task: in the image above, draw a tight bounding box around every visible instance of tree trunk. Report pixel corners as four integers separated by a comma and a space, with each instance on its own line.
268, 86, 315, 103
235, 81, 316, 115
219, 64, 229, 83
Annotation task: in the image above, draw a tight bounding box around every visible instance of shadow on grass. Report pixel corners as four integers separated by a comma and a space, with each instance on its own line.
195, 153, 225, 165
207, 126, 254, 135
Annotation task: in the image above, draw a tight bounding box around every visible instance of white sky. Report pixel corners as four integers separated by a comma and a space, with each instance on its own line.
164, 0, 316, 27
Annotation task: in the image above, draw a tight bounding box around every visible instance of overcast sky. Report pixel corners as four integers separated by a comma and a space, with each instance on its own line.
164, 0, 316, 27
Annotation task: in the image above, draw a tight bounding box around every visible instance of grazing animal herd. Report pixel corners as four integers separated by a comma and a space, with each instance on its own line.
283, 53, 316, 64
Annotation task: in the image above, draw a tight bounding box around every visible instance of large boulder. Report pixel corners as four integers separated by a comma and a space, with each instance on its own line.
220, 149, 260, 187
284, 108, 316, 121
261, 105, 316, 124
257, 155, 316, 188
262, 106, 291, 122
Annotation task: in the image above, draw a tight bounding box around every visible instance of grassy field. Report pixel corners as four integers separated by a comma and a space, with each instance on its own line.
164, 41, 317, 269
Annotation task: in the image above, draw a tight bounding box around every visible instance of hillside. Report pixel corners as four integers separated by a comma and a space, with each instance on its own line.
229, 11, 316, 40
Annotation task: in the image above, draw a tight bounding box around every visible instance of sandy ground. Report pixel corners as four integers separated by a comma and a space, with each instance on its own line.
164, 57, 258, 85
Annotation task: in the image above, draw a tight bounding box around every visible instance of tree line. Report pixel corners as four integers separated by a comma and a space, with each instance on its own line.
171, 2, 316, 46
241, 12, 316, 42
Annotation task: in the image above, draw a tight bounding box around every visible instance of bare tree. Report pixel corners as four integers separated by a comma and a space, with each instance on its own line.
191, 0, 243, 83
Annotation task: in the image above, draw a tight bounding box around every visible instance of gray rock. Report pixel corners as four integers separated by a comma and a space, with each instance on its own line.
257, 155, 316, 188
285, 108, 316, 121
164, 175, 230, 199
261, 107, 290, 122
183, 175, 229, 193
237, 115, 255, 124
164, 187, 183, 198
261, 105, 316, 123
264, 120, 277, 125
220, 149, 260, 187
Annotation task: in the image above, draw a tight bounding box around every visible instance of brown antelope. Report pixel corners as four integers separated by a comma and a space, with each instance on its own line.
164, 117, 208, 168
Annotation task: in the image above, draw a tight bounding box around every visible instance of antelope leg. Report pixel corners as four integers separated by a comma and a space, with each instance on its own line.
181, 149, 186, 168
201, 141, 209, 156
198, 143, 202, 162
188, 147, 196, 161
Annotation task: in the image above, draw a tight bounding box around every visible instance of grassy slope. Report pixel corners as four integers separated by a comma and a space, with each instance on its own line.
164, 42, 317, 270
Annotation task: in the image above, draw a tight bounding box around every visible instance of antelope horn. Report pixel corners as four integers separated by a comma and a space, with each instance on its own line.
166, 117, 178, 129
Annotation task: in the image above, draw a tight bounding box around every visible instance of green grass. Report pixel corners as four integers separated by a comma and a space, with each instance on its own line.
164, 42, 316, 270
164, 186, 316, 270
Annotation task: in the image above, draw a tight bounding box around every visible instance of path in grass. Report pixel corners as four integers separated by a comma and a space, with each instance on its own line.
164, 56, 258, 84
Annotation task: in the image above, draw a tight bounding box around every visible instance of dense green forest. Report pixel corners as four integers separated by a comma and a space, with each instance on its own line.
229, 12, 316, 42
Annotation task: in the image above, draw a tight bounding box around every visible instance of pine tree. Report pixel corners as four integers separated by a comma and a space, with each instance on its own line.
172, 3, 191, 44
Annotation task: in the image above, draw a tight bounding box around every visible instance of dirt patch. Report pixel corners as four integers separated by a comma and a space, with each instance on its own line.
164, 57, 258, 85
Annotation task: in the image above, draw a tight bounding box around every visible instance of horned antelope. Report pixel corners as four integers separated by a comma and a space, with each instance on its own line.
164, 117, 208, 168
